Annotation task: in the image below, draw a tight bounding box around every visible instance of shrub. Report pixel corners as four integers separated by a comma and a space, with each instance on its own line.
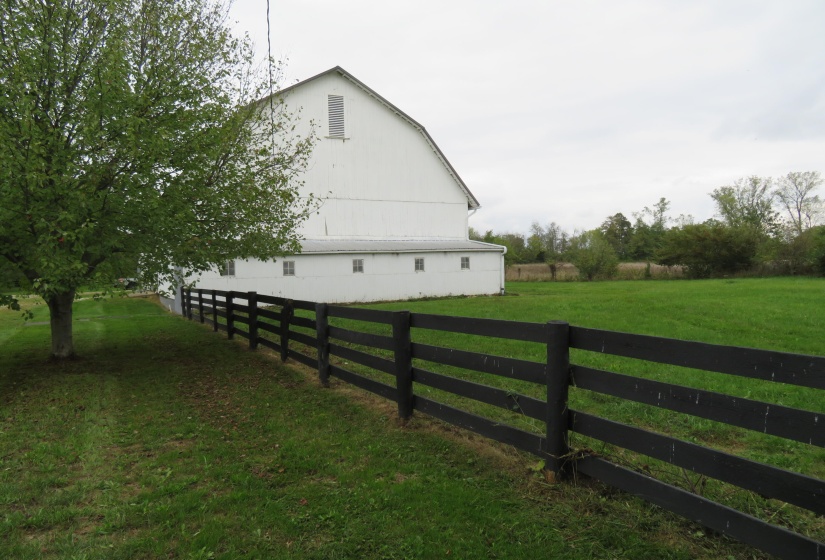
656, 222, 760, 278
807, 226, 825, 276
567, 231, 619, 281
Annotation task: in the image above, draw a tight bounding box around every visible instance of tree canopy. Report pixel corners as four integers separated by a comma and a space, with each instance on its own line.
774, 171, 823, 236
567, 230, 618, 281
600, 213, 632, 260
0, 0, 316, 357
710, 176, 779, 235
657, 222, 760, 278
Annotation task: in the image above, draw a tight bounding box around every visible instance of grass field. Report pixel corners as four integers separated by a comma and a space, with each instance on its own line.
315, 277, 825, 550
366, 277, 824, 353
0, 280, 822, 558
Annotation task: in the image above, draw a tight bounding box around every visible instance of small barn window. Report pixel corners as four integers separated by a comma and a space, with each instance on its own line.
283, 260, 295, 276
461, 256, 470, 270
328, 94, 345, 138
221, 260, 235, 276
353, 259, 364, 273
415, 258, 425, 272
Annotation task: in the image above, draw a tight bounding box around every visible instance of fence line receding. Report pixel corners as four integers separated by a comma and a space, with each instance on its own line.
183, 288, 824, 560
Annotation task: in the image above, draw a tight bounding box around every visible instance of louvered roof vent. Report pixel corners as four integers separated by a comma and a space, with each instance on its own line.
328, 94, 345, 138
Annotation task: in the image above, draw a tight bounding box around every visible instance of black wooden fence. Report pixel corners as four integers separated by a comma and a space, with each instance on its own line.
183, 288, 824, 559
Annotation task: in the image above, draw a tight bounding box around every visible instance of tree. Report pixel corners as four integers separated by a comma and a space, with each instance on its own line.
0, 260, 24, 291
774, 223, 825, 275
642, 197, 671, 231
525, 231, 546, 262
527, 221, 569, 262
774, 171, 823, 235
808, 226, 825, 276
710, 176, 779, 235
0, 0, 316, 358
481, 230, 528, 265
499, 233, 528, 264
567, 230, 618, 281
656, 221, 760, 278
628, 198, 670, 260
600, 213, 633, 260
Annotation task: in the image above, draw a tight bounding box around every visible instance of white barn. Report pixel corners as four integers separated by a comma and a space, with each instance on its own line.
179, 66, 505, 304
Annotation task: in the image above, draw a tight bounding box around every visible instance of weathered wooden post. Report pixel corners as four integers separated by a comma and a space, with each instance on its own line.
248, 291, 258, 350
185, 288, 193, 320
226, 291, 235, 339
315, 303, 330, 386
392, 311, 414, 421
197, 289, 204, 324
279, 299, 294, 362
211, 290, 218, 332
545, 320, 571, 482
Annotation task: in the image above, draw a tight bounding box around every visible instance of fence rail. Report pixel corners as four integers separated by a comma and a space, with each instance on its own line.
184, 288, 824, 559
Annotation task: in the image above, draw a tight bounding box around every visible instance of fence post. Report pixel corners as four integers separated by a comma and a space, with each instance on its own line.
211, 290, 218, 332
248, 291, 258, 350
280, 299, 294, 362
545, 320, 571, 482
316, 303, 330, 386
226, 291, 235, 339
197, 289, 204, 324
392, 311, 414, 421
186, 288, 193, 320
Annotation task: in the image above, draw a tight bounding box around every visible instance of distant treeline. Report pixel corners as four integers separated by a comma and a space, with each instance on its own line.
472, 171, 825, 280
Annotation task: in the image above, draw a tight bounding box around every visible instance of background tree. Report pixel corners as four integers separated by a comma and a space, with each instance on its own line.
525, 230, 546, 262
808, 226, 825, 276
600, 213, 633, 260
710, 176, 779, 236
566, 230, 618, 281
529, 221, 569, 262
0, 0, 316, 358
499, 233, 528, 264
480, 230, 528, 265
774, 171, 823, 235
628, 197, 670, 260
657, 221, 760, 278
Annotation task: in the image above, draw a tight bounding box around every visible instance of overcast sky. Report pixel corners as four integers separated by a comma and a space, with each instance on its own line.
228, 0, 825, 235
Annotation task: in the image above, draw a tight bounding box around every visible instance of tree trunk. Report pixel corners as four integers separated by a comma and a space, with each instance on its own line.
47, 290, 76, 359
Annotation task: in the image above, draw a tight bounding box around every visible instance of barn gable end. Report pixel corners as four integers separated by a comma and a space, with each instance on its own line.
277, 67, 479, 240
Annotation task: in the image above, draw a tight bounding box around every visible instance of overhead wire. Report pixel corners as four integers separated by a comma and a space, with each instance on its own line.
266, 0, 275, 156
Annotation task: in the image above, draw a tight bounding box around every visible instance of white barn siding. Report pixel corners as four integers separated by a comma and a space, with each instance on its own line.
282, 73, 470, 240
192, 251, 503, 304
306, 199, 467, 239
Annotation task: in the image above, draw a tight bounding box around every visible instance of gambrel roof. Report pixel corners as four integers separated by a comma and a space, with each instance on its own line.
272, 66, 481, 210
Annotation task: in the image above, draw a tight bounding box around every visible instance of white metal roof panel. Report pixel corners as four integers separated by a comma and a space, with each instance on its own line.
298, 239, 505, 254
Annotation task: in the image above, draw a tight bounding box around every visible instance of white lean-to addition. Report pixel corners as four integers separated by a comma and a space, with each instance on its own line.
182, 66, 505, 304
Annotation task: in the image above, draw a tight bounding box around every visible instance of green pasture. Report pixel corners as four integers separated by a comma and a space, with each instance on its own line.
308, 278, 825, 547
0, 279, 823, 558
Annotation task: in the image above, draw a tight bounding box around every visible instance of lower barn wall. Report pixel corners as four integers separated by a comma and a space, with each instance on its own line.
188, 251, 504, 303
